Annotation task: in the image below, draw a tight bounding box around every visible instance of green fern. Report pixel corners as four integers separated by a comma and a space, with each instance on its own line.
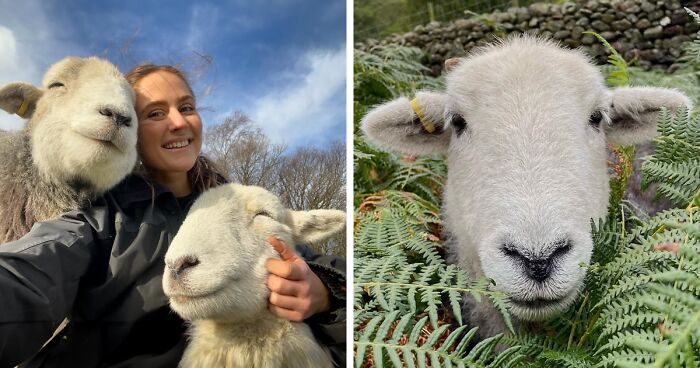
354, 17, 700, 367
583, 31, 629, 87
355, 312, 524, 368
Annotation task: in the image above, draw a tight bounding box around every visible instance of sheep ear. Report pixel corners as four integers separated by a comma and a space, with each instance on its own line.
0, 82, 42, 119
289, 209, 346, 244
605, 86, 692, 146
361, 91, 451, 155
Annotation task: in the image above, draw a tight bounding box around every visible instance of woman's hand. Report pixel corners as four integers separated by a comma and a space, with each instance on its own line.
266, 236, 331, 321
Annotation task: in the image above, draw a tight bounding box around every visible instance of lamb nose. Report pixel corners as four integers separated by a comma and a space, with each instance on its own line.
99, 108, 132, 127
524, 259, 552, 282
502, 239, 572, 283
171, 256, 200, 278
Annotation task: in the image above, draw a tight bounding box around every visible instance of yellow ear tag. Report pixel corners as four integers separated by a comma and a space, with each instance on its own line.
409, 97, 435, 133
16, 99, 29, 117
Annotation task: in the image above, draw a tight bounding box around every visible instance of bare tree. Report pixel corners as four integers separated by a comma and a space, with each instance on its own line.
204, 111, 286, 189
204, 112, 346, 256
278, 142, 347, 255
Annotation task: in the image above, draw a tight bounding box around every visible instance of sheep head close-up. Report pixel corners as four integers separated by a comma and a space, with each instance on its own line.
163, 183, 346, 323
361, 35, 692, 331
0, 56, 138, 193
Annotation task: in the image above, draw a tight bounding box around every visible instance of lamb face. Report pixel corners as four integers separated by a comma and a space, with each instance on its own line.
1, 57, 138, 192
34, 57, 138, 192
442, 40, 610, 320
163, 183, 346, 323
361, 36, 692, 322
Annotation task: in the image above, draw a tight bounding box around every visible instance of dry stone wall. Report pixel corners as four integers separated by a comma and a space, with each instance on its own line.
357, 0, 700, 75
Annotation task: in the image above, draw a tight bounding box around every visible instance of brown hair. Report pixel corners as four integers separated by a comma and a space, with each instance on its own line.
125, 64, 228, 193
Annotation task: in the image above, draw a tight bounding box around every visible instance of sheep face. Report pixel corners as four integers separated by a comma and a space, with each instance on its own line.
163, 183, 345, 323
0, 57, 138, 192
361, 36, 691, 321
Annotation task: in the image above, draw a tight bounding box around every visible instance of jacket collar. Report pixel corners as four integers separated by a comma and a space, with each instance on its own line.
108, 174, 174, 208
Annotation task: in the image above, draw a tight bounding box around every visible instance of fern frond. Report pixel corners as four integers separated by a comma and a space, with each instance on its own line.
354, 313, 524, 368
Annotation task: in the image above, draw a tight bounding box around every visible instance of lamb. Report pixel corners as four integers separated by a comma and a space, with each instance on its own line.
361, 36, 692, 337
0, 57, 137, 243
162, 183, 346, 368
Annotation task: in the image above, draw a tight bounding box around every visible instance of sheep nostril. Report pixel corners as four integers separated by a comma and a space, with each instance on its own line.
114, 113, 132, 127
171, 256, 200, 278
99, 108, 131, 127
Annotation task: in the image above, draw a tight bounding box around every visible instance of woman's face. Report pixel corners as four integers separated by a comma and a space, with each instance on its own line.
133, 70, 202, 176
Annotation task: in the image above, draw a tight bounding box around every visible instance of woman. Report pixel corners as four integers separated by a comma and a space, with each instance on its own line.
0, 65, 346, 367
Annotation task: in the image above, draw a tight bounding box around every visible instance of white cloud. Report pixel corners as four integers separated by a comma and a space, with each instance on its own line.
0, 0, 83, 130
0, 26, 18, 72
250, 46, 346, 147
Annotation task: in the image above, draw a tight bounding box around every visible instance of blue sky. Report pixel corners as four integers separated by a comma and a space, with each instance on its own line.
0, 0, 346, 150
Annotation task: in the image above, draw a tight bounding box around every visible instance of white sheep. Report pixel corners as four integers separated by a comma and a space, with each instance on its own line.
0, 56, 138, 243
162, 183, 346, 368
361, 35, 692, 337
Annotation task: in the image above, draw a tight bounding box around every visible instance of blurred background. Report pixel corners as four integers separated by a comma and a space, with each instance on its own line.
0, 0, 347, 256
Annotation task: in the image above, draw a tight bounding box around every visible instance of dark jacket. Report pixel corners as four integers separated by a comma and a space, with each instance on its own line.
0, 175, 346, 368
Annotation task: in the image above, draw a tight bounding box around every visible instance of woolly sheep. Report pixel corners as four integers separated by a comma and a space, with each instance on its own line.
361, 36, 692, 337
163, 183, 346, 368
0, 57, 138, 243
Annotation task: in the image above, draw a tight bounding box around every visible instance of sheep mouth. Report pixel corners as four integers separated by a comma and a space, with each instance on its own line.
169, 290, 216, 305
508, 287, 579, 319
509, 296, 567, 309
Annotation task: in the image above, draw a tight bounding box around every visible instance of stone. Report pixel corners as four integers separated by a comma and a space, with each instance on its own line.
635, 18, 651, 29
670, 9, 688, 25
612, 19, 632, 31
666, 2, 681, 10
591, 20, 611, 31
640, 1, 655, 13
562, 2, 578, 14
648, 10, 664, 21
601, 13, 616, 23
624, 28, 643, 42
663, 25, 683, 37
529, 18, 539, 27
554, 30, 571, 39
600, 31, 618, 40
643, 25, 663, 39
529, 2, 550, 16
576, 17, 590, 27
637, 41, 654, 49
572, 26, 585, 39
581, 34, 596, 45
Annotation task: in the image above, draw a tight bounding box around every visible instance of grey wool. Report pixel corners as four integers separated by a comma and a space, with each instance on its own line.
0, 57, 138, 243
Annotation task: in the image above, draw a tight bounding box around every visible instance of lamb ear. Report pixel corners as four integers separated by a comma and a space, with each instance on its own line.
360, 91, 451, 155
605, 86, 692, 146
289, 209, 346, 245
0, 82, 42, 119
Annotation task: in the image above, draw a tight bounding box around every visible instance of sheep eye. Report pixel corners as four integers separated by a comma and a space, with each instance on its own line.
254, 210, 272, 218
48, 82, 65, 89
588, 110, 603, 131
450, 114, 467, 136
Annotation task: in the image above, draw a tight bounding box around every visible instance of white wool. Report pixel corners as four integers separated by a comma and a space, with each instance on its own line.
30, 57, 138, 192
361, 35, 691, 333
163, 183, 345, 368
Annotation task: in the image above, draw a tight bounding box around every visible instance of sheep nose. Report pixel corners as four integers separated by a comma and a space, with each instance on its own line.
99, 107, 132, 127
169, 255, 200, 279
502, 239, 572, 283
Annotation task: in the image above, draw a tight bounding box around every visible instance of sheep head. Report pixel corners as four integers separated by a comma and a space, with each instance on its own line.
361, 36, 691, 321
163, 183, 346, 323
0, 57, 138, 193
